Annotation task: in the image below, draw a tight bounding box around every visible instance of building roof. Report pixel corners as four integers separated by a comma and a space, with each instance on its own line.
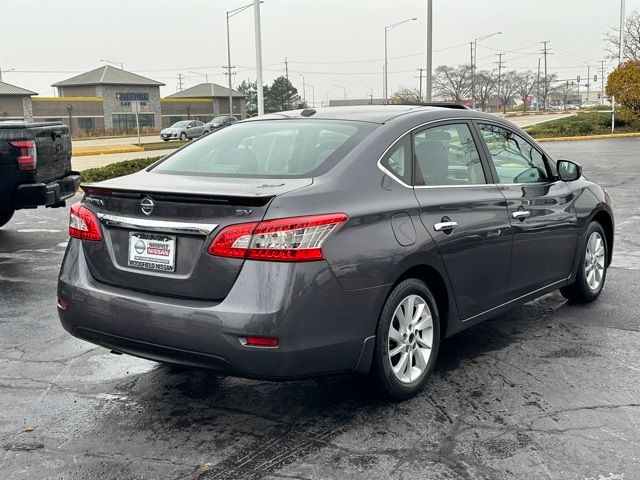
0, 81, 37, 96
165, 83, 245, 98
52, 65, 164, 87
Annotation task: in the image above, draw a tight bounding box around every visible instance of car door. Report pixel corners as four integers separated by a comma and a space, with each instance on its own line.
476, 122, 578, 298
194, 121, 204, 136
412, 121, 512, 320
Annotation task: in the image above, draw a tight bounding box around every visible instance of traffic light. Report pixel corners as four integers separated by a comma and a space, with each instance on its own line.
577, 75, 581, 83
594, 75, 598, 83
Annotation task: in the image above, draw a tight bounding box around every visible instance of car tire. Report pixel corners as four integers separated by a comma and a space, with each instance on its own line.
370, 278, 440, 400
560, 221, 608, 303
180, 132, 187, 141
0, 209, 15, 228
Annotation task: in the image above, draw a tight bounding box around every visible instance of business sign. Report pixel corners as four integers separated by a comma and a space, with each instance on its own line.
116, 92, 149, 102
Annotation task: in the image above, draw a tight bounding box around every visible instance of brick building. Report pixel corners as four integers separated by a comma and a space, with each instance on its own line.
0, 66, 247, 135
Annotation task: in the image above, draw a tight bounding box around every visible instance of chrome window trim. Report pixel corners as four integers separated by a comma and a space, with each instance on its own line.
97, 213, 218, 236
376, 116, 495, 190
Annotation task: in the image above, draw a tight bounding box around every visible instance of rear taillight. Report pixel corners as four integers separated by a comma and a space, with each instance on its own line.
208, 213, 347, 262
69, 202, 102, 241
9, 140, 37, 171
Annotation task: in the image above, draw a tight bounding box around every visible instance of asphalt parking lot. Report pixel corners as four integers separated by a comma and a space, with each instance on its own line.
1, 137, 639, 480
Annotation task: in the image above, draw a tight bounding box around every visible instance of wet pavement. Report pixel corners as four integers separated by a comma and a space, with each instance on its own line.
1, 138, 639, 480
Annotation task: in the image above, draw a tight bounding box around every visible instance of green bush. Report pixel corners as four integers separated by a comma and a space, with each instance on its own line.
526, 112, 640, 138
81, 157, 161, 184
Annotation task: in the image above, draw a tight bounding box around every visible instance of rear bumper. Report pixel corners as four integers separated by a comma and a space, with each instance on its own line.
15, 172, 81, 209
57, 239, 385, 379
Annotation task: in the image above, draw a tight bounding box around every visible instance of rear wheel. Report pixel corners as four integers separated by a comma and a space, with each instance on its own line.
180, 132, 187, 141
0, 209, 14, 228
560, 221, 608, 302
370, 278, 440, 400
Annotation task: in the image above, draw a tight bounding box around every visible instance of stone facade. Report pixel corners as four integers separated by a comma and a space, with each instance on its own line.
97, 85, 162, 130
22, 97, 33, 122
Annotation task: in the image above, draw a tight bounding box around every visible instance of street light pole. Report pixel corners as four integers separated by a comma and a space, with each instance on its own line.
299, 73, 306, 104
584, 62, 590, 104
384, 17, 417, 104
226, 3, 255, 117
254, 0, 264, 116
426, 0, 432, 101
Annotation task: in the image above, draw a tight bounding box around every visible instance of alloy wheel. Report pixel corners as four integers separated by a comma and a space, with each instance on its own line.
388, 294, 434, 383
585, 231, 606, 292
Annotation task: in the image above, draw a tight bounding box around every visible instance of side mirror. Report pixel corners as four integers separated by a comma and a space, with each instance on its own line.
557, 160, 582, 182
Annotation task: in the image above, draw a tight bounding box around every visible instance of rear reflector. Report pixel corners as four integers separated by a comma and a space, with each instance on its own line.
57, 298, 69, 310
245, 336, 279, 347
208, 213, 347, 262
9, 140, 37, 171
69, 202, 103, 241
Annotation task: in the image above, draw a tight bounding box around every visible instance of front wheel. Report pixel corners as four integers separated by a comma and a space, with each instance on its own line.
560, 221, 608, 302
0, 209, 15, 228
370, 278, 440, 400
179, 132, 187, 141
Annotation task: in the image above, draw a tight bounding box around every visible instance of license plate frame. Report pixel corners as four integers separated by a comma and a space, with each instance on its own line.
127, 232, 176, 272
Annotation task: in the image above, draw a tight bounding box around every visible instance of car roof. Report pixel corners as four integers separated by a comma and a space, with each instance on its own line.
250, 104, 486, 124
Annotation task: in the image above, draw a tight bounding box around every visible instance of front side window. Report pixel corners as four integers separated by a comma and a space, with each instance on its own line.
479, 123, 549, 184
152, 120, 376, 178
413, 123, 486, 186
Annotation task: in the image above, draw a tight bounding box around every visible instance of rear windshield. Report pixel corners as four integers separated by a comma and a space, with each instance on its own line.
152, 119, 377, 178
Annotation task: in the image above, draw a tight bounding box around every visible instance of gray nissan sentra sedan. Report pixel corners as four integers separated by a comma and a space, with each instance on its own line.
58, 105, 614, 400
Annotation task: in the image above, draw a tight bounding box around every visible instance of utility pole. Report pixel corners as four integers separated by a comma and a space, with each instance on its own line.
177, 74, 184, 92
470, 42, 475, 108
496, 53, 505, 112
541, 41, 550, 111
536, 58, 541, 111
284, 57, 289, 80
415, 68, 424, 101
425, 0, 433, 101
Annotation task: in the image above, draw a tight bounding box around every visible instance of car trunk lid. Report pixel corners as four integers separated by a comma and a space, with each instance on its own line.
80, 173, 312, 301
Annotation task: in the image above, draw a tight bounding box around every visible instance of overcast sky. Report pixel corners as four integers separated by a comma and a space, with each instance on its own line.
1, 0, 637, 104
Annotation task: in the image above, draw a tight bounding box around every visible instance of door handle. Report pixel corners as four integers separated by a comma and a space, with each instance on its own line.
512, 210, 530, 220
434, 221, 458, 231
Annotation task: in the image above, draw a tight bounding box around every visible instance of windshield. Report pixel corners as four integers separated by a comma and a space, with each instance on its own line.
171, 121, 190, 128
152, 120, 377, 178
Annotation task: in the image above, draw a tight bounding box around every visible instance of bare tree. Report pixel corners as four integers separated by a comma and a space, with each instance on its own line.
474, 70, 497, 111
538, 73, 558, 110
514, 71, 537, 111
554, 81, 578, 109
390, 86, 423, 104
605, 10, 640, 61
496, 70, 520, 114
434, 65, 472, 102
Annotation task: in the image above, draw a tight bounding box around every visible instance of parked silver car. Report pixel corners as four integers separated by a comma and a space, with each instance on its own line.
160, 120, 205, 141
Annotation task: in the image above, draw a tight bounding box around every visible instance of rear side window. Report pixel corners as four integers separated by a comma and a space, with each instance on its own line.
413, 123, 486, 186
153, 120, 376, 178
478, 123, 550, 184
380, 136, 411, 185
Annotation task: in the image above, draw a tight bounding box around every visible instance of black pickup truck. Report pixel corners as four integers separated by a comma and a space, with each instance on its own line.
0, 121, 80, 228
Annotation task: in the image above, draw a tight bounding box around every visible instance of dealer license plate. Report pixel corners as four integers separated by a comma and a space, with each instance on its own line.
128, 232, 176, 272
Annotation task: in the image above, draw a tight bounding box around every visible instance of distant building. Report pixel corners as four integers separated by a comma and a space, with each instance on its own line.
0, 66, 248, 135
162, 83, 246, 127
40, 65, 165, 133
0, 81, 37, 122
329, 98, 386, 107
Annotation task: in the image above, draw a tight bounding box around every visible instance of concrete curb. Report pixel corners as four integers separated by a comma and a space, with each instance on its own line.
536, 132, 640, 142
72, 145, 145, 157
